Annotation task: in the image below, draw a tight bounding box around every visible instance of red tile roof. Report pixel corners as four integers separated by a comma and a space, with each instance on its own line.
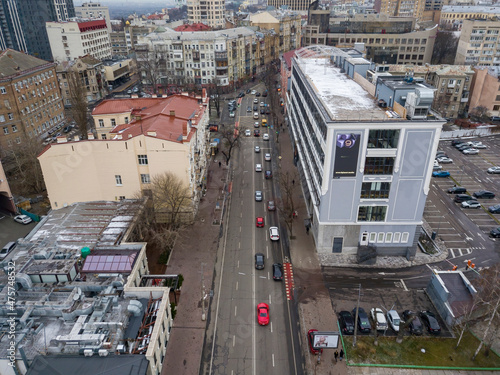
283, 49, 298, 71
174, 23, 211, 32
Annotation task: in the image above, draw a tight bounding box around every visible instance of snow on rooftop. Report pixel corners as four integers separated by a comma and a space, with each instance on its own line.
296, 58, 385, 121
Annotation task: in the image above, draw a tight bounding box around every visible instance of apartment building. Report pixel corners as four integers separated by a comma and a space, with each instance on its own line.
0, 160, 15, 212
286, 47, 443, 261
0, 49, 65, 156
377, 0, 425, 19
267, 0, 314, 11
0, 0, 75, 61
303, 14, 438, 65
440, 5, 500, 30
75, 2, 112, 30
46, 19, 112, 62
38, 92, 209, 213
455, 19, 500, 66
469, 66, 500, 118
102, 58, 136, 89
249, 10, 302, 55
187, 0, 226, 29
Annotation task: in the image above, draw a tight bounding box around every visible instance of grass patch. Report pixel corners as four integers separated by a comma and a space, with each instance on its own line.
343, 331, 500, 368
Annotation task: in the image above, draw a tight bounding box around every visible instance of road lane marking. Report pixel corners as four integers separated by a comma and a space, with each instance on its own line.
236, 282, 238, 290
259, 276, 267, 279
239, 272, 246, 275
269, 294, 272, 304
272, 354, 275, 367
238, 242, 240, 249
237, 260, 239, 268
235, 306, 237, 316
271, 322, 273, 333
266, 245, 269, 258
400, 279, 408, 291
233, 335, 236, 347
240, 227, 242, 233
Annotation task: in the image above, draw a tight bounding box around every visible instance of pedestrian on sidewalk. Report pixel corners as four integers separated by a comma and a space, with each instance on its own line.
340, 349, 344, 361
292, 179, 295, 185
334, 350, 339, 362
219, 161, 221, 168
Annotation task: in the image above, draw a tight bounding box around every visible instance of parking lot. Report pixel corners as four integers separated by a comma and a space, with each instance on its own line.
0, 212, 36, 250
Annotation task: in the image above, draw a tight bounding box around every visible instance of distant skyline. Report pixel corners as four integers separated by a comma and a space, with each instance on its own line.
74, 0, 177, 7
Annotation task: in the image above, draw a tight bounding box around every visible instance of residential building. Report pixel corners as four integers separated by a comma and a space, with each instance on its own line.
110, 24, 157, 57
303, 14, 438, 65
286, 46, 443, 262
0, 200, 174, 375
455, 19, 500, 66
46, 19, 112, 62
56, 55, 107, 107
377, 0, 425, 19
267, 0, 314, 11
102, 58, 136, 89
0, 0, 75, 61
469, 66, 500, 118
0, 49, 65, 156
187, 0, 226, 29
440, 5, 500, 30
38, 92, 209, 213
75, 2, 112, 30
0, 160, 15, 212
110, 30, 129, 56
249, 10, 302, 55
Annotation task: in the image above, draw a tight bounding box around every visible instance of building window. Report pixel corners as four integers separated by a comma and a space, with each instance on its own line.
494, 105, 500, 111
12, 125, 17, 132
357, 206, 387, 221
401, 232, 409, 243
385, 232, 393, 243
8, 113, 13, 120
3, 127, 8, 135
15, 137, 20, 144
0, 115, 4, 122
367, 129, 399, 148
115, 175, 122, 185
141, 174, 151, 184
125, 117, 129, 124
101, 134, 107, 139
138, 155, 148, 165
369, 232, 377, 242
99, 119, 104, 127
393, 232, 401, 242
364, 157, 395, 175
111, 118, 116, 126
0, 87, 6, 94
377, 233, 385, 243
360, 182, 391, 199
119, 196, 126, 200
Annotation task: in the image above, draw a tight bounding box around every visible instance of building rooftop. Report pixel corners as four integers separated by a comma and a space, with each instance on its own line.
379, 76, 433, 91
0, 49, 54, 79
174, 23, 211, 32
386, 64, 474, 76
438, 272, 475, 317
441, 5, 500, 14
146, 26, 256, 42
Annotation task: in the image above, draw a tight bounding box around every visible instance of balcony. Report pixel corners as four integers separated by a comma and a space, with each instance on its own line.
215, 51, 228, 61
216, 65, 228, 71
193, 52, 200, 61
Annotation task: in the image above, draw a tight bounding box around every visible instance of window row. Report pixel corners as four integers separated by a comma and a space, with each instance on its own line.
115, 174, 151, 186
367, 231, 409, 244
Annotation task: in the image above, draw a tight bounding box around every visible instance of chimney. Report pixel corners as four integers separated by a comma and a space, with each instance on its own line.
170, 110, 175, 116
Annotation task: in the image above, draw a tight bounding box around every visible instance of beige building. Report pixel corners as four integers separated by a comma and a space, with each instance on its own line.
56, 55, 108, 107
0, 49, 65, 156
0, 160, 15, 212
440, 5, 500, 30
378, 0, 425, 19
102, 58, 136, 89
38, 92, 209, 212
187, 0, 226, 29
469, 66, 500, 118
267, 0, 314, 11
455, 19, 500, 66
75, 2, 112, 30
46, 19, 112, 62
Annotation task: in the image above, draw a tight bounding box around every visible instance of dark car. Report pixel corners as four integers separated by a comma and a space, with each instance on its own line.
402, 310, 423, 335
262, 90, 268, 97
338, 311, 355, 335
256, 92, 261, 97
260, 108, 265, 114
255, 253, 265, 270
265, 170, 272, 179
246, 88, 251, 94
490, 227, 500, 238
307, 329, 322, 355
266, 108, 271, 114
253, 105, 258, 111
454, 194, 477, 203
63, 125, 72, 133
420, 311, 441, 334
448, 186, 467, 194
488, 204, 500, 213
352, 307, 371, 333
237, 92, 245, 98
272, 263, 283, 280
473, 190, 495, 199
254, 129, 260, 137
451, 140, 463, 146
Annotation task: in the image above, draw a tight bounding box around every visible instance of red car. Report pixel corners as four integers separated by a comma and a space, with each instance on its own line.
257, 303, 269, 326
256, 217, 264, 227
307, 329, 323, 355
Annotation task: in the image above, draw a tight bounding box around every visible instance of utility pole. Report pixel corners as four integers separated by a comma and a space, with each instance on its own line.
201, 263, 206, 321
353, 284, 361, 347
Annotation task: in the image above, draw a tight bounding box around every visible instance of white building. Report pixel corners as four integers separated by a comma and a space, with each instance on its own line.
187, 0, 226, 29
46, 19, 112, 62
75, 2, 112, 30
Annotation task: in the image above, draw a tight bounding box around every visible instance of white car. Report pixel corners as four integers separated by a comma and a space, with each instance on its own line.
255, 163, 262, 172
229, 111, 235, 118
251, 90, 257, 95
245, 129, 251, 137
255, 145, 260, 153
260, 101, 265, 107
255, 190, 262, 201
473, 143, 487, 149
263, 134, 269, 141
437, 157, 453, 164
269, 226, 280, 241
386, 310, 401, 332
253, 98, 258, 103
253, 112, 259, 119
487, 166, 500, 174
462, 200, 481, 209
14, 215, 32, 224
370, 308, 388, 331
265, 153, 271, 161
254, 121, 260, 128
463, 148, 479, 155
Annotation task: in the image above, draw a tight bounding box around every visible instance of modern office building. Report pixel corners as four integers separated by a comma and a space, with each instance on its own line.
187, 0, 226, 29
286, 46, 443, 263
0, 0, 75, 61
455, 19, 500, 66
46, 19, 112, 62
75, 1, 112, 30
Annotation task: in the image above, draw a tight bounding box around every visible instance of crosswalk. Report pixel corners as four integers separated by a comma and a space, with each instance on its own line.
448, 246, 484, 259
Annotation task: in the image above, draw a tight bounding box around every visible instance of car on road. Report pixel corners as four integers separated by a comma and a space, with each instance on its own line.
352, 307, 371, 333
237, 92, 245, 98
265, 170, 272, 179
255, 164, 262, 172
255, 145, 260, 153
0, 241, 17, 260
254, 129, 260, 137
253, 98, 258, 103
14, 214, 32, 224
338, 311, 355, 335
432, 171, 450, 177
490, 227, 500, 237
253, 105, 258, 111
402, 310, 423, 335
247, 106, 252, 112
473, 190, 495, 199
229, 112, 235, 118
256, 217, 264, 228
437, 157, 453, 164
370, 308, 388, 331
265, 153, 271, 161
487, 166, 500, 174
267, 200, 276, 211
254, 121, 260, 128
257, 303, 269, 325
307, 329, 322, 355
420, 311, 441, 334
260, 101, 265, 107
263, 133, 269, 141
255, 191, 262, 201
386, 310, 401, 332
463, 148, 479, 155
246, 89, 251, 94
263, 90, 268, 97
488, 204, 500, 213
454, 194, 476, 203
245, 129, 251, 137
255, 92, 261, 97
448, 186, 467, 194
251, 90, 257, 95
260, 108, 265, 114
63, 125, 72, 133
272, 263, 283, 280
253, 112, 259, 119
462, 200, 481, 209
255, 253, 265, 270
269, 226, 279, 241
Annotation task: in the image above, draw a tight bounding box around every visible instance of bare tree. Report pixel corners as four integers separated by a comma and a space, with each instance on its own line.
469, 106, 490, 122
431, 31, 459, 65
219, 126, 241, 165
67, 70, 89, 139
277, 170, 299, 238
455, 295, 481, 349
135, 46, 166, 96
7, 134, 45, 194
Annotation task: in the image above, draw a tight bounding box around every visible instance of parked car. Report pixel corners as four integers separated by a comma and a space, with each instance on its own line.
370, 308, 388, 331
255, 253, 265, 270
437, 157, 453, 164
454, 194, 476, 203
229, 112, 235, 118
338, 311, 355, 335
253, 105, 258, 111
267, 200, 276, 211
255, 146, 260, 153
253, 98, 258, 103
255, 191, 262, 201
420, 311, 441, 334
402, 310, 423, 335
263, 133, 269, 141
307, 329, 322, 355
488, 204, 500, 213
453, 142, 466, 148
254, 121, 260, 128
463, 148, 479, 155
490, 227, 500, 238
265, 170, 272, 179
256, 217, 264, 228
352, 307, 371, 333
257, 302, 269, 325
433, 171, 450, 177
63, 125, 72, 133
269, 226, 279, 241
473, 190, 495, 199
0, 241, 17, 260
266, 108, 271, 114
255, 164, 262, 172
462, 200, 481, 209
245, 129, 251, 137
451, 140, 463, 146
14, 215, 32, 224
265, 153, 271, 161
256, 92, 261, 97
254, 129, 260, 137
468, 141, 486, 149
260, 101, 265, 107
253, 112, 259, 119
247, 106, 252, 112
272, 263, 283, 280
386, 310, 401, 332
487, 166, 500, 174
448, 186, 466, 194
